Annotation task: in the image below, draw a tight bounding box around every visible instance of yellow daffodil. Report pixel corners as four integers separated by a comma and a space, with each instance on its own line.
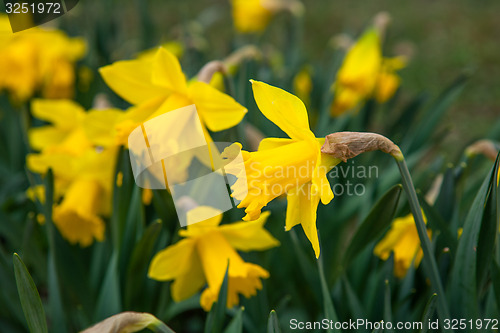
27, 99, 118, 246
148, 206, 279, 311
293, 66, 313, 107
0, 15, 86, 101
227, 80, 341, 258
27, 147, 116, 247
373, 213, 431, 278
330, 28, 405, 116
231, 0, 274, 34
98, 47, 247, 146
230, 0, 303, 34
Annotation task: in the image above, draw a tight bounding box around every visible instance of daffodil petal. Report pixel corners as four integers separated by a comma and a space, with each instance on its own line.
148, 238, 197, 281
99, 58, 167, 105
26, 152, 77, 179
312, 138, 341, 205
258, 137, 295, 151
189, 81, 247, 132
285, 183, 321, 258
83, 109, 124, 147
170, 251, 206, 302
29, 127, 68, 151
250, 80, 315, 141
31, 99, 84, 129
151, 47, 188, 95
219, 211, 280, 251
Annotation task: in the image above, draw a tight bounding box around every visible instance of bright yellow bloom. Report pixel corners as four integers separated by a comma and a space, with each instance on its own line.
373, 213, 431, 278
53, 178, 105, 247
0, 15, 86, 101
27, 148, 116, 247
228, 80, 340, 258
98, 47, 247, 146
231, 0, 273, 33
330, 28, 405, 116
148, 206, 279, 311
230, 0, 303, 34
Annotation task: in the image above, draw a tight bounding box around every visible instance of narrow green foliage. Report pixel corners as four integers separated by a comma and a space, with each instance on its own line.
267, 310, 281, 333
13, 253, 48, 333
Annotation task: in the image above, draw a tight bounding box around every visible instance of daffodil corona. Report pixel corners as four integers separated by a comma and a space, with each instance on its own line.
148, 206, 279, 311
228, 80, 341, 258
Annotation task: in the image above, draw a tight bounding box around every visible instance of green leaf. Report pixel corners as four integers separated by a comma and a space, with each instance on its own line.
420, 294, 437, 333
341, 276, 365, 321
317, 259, 340, 333
111, 147, 135, 251
418, 193, 457, 254
476, 154, 499, 291
448, 159, 498, 318
343, 184, 402, 267
288, 229, 321, 302
223, 307, 244, 333
43, 170, 67, 333
491, 261, 500, 311
267, 310, 281, 333
94, 252, 122, 321
120, 186, 146, 275
384, 280, 394, 333
13, 253, 48, 333
204, 263, 229, 333
124, 220, 162, 309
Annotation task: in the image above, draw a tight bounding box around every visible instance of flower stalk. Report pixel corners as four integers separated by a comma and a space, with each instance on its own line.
321, 131, 451, 325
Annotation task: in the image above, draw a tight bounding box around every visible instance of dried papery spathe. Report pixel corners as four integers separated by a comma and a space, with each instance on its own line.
321, 131, 403, 162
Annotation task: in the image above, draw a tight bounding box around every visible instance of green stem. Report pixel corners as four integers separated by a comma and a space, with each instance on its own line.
396, 158, 452, 328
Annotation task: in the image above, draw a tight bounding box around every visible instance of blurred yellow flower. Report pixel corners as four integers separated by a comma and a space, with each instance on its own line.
293, 66, 313, 107
98, 47, 247, 146
0, 15, 86, 101
330, 28, 405, 116
148, 206, 279, 311
230, 0, 303, 34
231, 0, 273, 33
374, 213, 431, 278
229, 80, 340, 258
27, 99, 118, 246
27, 148, 116, 247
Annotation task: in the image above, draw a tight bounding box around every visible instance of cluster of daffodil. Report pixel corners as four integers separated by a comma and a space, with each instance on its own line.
7, 3, 497, 332
23, 42, 421, 313
0, 14, 86, 102
26, 99, 118, 246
